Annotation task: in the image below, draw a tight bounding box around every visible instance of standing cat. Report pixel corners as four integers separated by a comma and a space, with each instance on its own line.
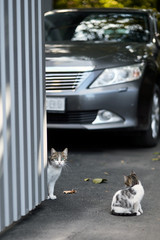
111, 171, 144, 216
47, 148, 68, 200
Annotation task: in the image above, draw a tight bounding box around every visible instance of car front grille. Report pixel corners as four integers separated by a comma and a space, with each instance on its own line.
47, 111, 97, 124
45, 71, 91, 92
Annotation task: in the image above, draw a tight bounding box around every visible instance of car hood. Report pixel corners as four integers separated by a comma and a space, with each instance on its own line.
45, 42, 154, 70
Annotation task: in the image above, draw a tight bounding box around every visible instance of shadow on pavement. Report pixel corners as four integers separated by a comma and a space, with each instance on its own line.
47, 129, 141, 152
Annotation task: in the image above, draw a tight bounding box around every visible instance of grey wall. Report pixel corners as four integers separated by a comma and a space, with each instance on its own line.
0, 0, 47, 232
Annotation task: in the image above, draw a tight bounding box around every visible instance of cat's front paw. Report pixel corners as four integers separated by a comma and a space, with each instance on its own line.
136, 212, 141, 216
139, 209, 143, 214
48, 194, 57, 200
51, 195, 57, 200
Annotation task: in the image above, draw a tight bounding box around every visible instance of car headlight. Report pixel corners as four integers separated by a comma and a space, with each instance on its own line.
89, 63, 144, 88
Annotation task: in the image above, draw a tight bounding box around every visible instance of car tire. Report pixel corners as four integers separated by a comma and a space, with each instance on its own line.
139, 85, 160, 147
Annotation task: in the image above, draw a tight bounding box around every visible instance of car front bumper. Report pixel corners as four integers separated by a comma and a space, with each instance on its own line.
47, 81, 146, 130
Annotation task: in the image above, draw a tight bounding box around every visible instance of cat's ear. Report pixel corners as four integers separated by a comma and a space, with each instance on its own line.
131, 170, 136, 175
63, 148, 68, 157
124, 175, 128, 183
51, 148, 56, 155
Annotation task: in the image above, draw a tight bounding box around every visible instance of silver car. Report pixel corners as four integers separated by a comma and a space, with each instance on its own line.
45, 8, 160, 146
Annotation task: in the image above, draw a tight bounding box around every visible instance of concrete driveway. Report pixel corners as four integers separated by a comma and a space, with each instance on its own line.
1, 131, 160, 240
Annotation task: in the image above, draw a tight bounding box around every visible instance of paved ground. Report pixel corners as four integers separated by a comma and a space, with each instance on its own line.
1, 131, 160, 240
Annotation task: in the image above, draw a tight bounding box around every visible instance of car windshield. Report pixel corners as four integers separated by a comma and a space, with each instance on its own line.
45, 11, 150, 43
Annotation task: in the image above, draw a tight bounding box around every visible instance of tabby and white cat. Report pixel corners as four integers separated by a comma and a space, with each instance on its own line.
111, 171, 144, 216
47, 148, 68, 200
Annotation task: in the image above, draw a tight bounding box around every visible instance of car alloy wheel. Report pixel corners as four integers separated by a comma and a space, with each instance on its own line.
139, 85, 160, 147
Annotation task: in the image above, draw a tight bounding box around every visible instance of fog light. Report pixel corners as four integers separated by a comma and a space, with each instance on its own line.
100, 110, 112, 121
92, 110, 123, 124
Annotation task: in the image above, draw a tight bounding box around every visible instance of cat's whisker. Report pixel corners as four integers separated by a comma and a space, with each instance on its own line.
63, 164, 72, 173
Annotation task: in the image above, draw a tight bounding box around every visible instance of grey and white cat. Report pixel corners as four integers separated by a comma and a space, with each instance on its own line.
111, 171, 144, 216
47, 148, 68, 200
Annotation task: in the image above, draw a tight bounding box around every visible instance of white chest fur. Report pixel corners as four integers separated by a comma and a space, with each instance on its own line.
47, 164, 62, 184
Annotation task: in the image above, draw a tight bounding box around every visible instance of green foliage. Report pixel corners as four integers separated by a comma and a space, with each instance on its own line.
53, 0, 158, 10
118, 0, 157, 9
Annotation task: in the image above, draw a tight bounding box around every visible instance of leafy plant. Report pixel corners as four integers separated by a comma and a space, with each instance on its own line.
53, 0, 158, 10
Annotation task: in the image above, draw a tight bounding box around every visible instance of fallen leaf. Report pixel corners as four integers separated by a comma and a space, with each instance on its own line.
153, 152, 160, 155
121, 160, 125, 164
92, 178, 107, 184
63, 189, 77, 194
104, 172, 109, 175
84, 178, 90, 181
152, 158, 160, 161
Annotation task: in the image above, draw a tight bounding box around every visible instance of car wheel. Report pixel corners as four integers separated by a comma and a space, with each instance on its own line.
139, 85, 160, 147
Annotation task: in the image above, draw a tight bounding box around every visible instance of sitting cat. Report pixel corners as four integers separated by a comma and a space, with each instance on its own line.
47, 148, 68, 200
111, 171, 144, 216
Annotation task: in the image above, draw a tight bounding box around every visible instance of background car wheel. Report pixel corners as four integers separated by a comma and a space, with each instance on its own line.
139, 85, 160, 147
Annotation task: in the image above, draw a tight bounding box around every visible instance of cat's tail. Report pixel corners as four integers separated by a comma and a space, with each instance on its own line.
111, 210, 137, 216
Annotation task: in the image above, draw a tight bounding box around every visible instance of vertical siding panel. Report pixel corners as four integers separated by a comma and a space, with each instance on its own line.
0, 101, 4, 231
8, 0, 18, 222
0, 0, 47, 232
37, 2, 42, 198
0, 0, 5, 231
5, 0, 14, 227
31, 0, 39, 206
38, 0, 48, 200
0, 0, 11, 227
24, 0, 33, 212
21, 0, 29, 215
28, 0, 36, 208
16, 0, 26, 216
35, 0, 42, 203
0, 90, 5, 231
13, 0, 21, 221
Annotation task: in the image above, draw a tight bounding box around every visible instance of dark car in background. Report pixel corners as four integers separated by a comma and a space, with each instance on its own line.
45, 8, 160, 146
